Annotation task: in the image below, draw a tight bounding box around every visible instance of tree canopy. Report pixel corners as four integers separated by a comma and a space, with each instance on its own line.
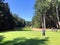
32, 0, 60, 28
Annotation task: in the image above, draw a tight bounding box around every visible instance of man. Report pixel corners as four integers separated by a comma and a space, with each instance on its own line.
42, 28, 45, 38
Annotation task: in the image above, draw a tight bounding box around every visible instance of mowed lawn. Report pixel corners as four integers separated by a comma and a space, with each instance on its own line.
0, 28, 60, 45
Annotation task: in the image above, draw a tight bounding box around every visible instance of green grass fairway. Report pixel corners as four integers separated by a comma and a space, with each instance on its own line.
0, 29, 60, 45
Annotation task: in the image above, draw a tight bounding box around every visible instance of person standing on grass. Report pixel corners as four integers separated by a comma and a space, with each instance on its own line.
42, 28, 45, 38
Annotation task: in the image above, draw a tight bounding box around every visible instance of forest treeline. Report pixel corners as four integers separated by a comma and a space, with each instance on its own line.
32, 0, 60, 28
0, 0, 31, 31
1, 0, 60, 31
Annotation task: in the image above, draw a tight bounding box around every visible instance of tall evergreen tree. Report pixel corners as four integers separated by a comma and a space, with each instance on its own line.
55, 0, 60, 28
0, 0, 17, 30
32, 0, 50, 28
32, 0, 60, 28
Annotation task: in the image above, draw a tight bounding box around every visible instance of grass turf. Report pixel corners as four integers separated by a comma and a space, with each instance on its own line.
0, 29, 60, 45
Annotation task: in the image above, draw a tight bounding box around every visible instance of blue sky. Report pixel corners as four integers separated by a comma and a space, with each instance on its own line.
5, 0, 35, 21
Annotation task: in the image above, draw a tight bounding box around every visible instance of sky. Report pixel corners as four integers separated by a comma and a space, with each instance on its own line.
5, 0, 35, 21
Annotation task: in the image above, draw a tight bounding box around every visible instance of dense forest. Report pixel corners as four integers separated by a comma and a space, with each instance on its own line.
32, 0, 60, 28
1, 0, 60, 31
0, 0, 30, 31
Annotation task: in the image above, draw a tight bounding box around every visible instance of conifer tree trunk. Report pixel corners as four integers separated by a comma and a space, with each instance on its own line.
42, 13, 46, 30
42, 0, 46, 31
56, 0, 60, 28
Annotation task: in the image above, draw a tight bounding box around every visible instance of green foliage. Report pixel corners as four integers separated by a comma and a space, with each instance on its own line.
0, 0, 5, 2
32, 14, 42, 28
25, 21, 31, 27
32, 0, 60, 28
32, 0, 49, 28
13, 14, 26, 27
0, 1, 17, 30
0, 1, 26, 31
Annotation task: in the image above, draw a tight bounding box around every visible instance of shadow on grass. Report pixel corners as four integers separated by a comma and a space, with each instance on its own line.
0, 36, 5, 45
12, 27, 32, 31
0, 27, 32, 33
0, 37, 49, 45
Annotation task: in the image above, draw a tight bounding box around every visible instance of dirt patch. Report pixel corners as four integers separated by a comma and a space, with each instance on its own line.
32, 28, 51, 31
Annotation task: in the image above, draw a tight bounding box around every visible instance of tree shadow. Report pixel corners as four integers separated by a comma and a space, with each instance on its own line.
0, 36, 5, 45
1, 37, 49, 45
0, 27, 31, 33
